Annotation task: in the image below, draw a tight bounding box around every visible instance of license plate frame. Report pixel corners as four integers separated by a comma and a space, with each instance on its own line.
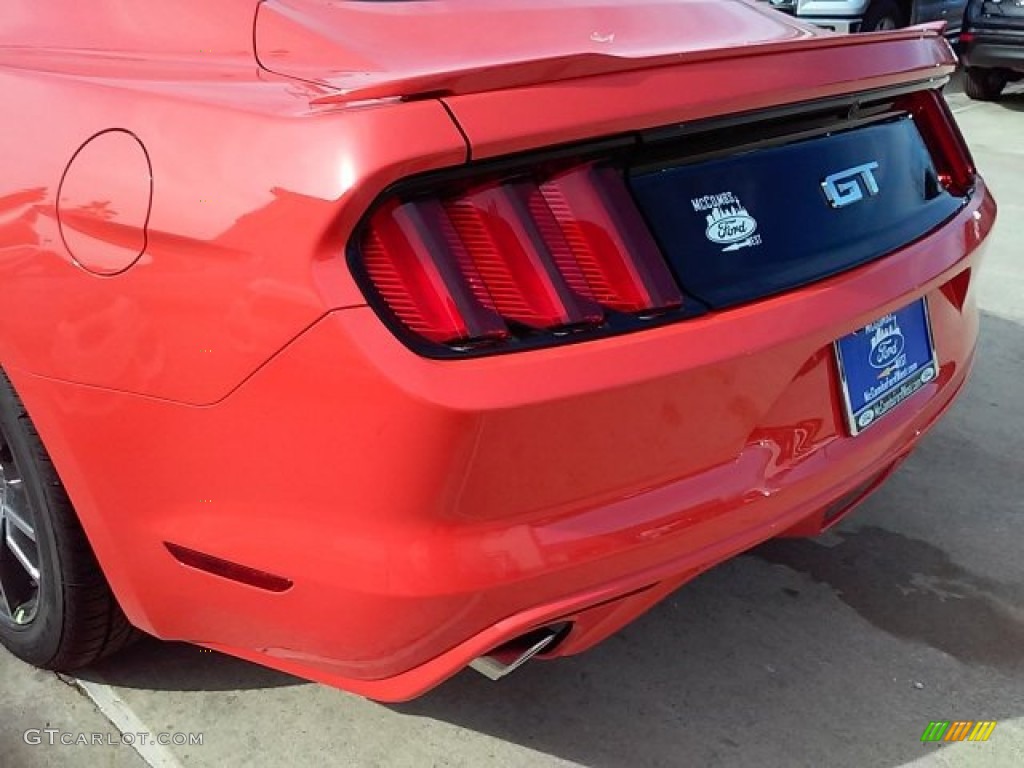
834, 298, 939, 436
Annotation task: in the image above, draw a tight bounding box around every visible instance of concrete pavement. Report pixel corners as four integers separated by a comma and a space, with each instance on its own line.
1, 661, 145, 768
2, 79, 1022, 768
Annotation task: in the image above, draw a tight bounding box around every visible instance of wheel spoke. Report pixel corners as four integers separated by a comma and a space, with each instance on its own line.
0, 460, 41, 623
2, 500, 35, 542
4, 529, 39, 583
0, 532, 12, 618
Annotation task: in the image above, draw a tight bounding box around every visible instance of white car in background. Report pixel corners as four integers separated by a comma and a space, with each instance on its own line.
764, 0, 967, 36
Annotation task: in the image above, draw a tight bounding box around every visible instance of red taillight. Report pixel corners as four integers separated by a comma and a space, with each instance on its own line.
901, 90, 976, 196
444, 182, 603, 329
357, 163, 681, 349
538, 165, 682, 313
361, 199, 508, 344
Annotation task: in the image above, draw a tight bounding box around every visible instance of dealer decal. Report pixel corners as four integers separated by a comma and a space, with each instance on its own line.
690, 191, 762, 252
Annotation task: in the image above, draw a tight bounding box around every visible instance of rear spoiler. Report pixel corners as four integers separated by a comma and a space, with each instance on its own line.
304, 25, 954, 105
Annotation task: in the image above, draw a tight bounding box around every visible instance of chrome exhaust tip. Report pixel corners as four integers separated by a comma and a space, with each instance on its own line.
469, 625, 567, 681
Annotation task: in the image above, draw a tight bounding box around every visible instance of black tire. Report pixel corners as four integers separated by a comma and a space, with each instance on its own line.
0, 369, 136, 670
861, 0, 907, 31
964, 67, 1007, 102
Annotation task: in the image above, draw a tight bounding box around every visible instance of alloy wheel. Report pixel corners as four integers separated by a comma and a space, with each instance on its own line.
0, 434, 41, 626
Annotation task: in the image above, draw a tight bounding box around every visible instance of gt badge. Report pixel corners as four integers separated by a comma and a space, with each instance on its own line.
821, 161, 880, 208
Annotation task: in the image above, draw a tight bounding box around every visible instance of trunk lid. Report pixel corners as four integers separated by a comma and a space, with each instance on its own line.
628, 109, 967, 309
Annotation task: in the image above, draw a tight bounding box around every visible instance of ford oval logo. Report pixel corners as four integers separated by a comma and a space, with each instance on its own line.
705, 214, 757, 245
869, 328, 905, 369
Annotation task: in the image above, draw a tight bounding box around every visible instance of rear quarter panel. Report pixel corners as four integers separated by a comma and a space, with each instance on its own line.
0, 1, 469, 404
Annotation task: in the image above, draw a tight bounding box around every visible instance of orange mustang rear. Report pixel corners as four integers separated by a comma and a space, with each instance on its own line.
0, 1, 994, 700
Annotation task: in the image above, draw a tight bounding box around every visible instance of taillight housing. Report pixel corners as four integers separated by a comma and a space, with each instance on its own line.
352, 160, 682, 353
898, 89, 976, 197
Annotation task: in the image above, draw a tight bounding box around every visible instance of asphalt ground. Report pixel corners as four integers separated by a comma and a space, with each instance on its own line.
3, 75, 1022, 768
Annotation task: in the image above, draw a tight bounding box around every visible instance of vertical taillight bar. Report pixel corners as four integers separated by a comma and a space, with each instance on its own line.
538, 165, 683, 313
361, 200, 508, 344
443, 183, 603, 329
902, 90, 976, 196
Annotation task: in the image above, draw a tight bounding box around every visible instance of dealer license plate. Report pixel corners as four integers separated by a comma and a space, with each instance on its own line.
834, 299, 938, 435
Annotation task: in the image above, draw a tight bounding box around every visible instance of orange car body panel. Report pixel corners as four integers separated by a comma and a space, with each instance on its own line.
0, 0, 993, 700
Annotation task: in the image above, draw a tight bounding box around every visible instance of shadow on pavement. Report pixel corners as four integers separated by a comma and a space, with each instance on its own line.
77, 638, 305, 692
756, 525, 1024, 672
995, 89, 1024, 112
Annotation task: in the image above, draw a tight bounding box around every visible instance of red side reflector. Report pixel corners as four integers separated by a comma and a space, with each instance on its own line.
165, 542, 294, 593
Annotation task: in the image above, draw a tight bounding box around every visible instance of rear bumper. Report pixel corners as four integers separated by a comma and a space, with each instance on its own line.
211, 353, 971, 701
962, 32, 1024, 71
11, 180, 994, 702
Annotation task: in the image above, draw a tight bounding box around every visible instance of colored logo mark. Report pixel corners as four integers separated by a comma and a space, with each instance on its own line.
921, 721, 997, 743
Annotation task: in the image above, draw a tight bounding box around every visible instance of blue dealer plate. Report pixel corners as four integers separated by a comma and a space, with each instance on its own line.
834, 299, 938, 435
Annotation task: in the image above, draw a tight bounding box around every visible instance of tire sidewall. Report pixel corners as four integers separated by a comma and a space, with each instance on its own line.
862, 0, 906, 31
0, 383, 64, 665
965, 67, 1006, 101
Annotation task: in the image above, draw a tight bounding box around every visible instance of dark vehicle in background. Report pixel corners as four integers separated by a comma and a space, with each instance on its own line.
764, 0, 966, 36
961, 0, 1024, 99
